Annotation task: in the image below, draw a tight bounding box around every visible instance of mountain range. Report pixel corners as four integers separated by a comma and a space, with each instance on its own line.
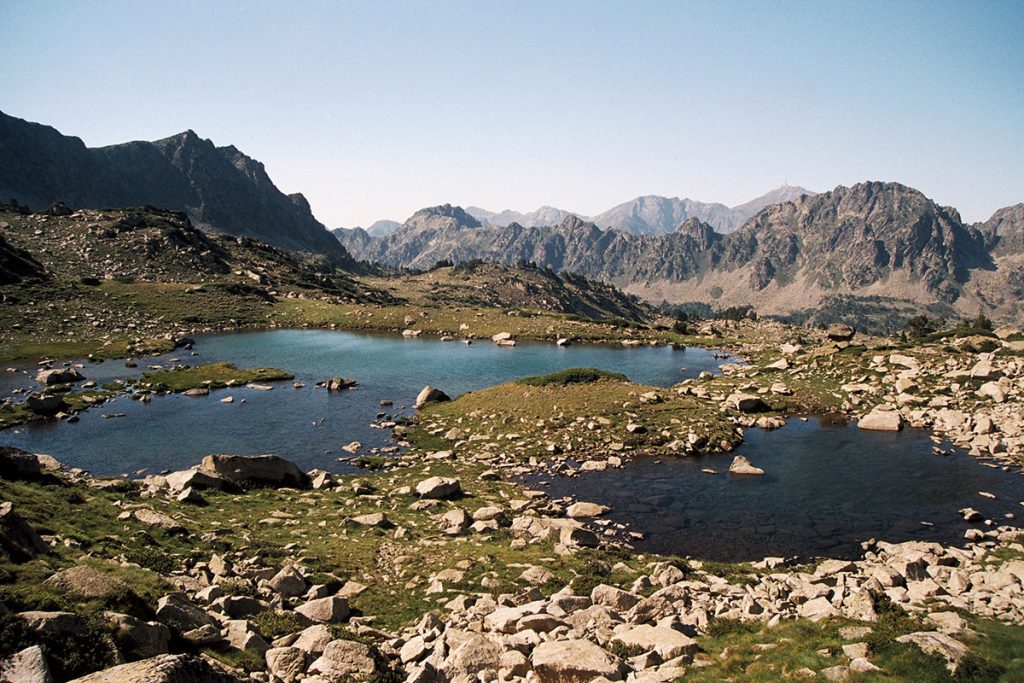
0, 110, 354, 264
336, 184, 1024, 328
2, 110, 1021, 329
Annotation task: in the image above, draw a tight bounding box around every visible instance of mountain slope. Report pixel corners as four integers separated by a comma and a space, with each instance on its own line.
337, 182, 1019, 327
0, 111, 353, 263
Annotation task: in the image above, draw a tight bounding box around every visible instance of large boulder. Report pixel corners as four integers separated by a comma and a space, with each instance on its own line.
0, 446, 43, 480
728, 455, 765, 476
415, 476, 461, 499
66, 654, 239, 682
531, 639, 622, 682
857, 407, 903, 431
294, 596, 350, 624
0, 645, 51, 683
105, 612, 172, 660
0, 501, 48, 561
896, 632, 970, 673
198, 454, 310, 489
36, 367, 84, 386
307, 640, 376, 681
265, 647, 307, 683
826, 324, 856, 341
44, 566, 126, 599
25, 393, 67, 415
415, 386, 450, 409
164, 468, 227, 492
611, 624, 697, 660
725, 392, 768, 413
155, 594, 218, 634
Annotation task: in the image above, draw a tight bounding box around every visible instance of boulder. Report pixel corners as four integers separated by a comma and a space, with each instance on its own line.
265, 647, 307, 683
0, 446, 43, 480
25, 393, 67, 415
415, 476, 461, 499
165, 468, 227, 492
857, 407, 903, 431
531, 639, 623, 682
725, 392, 768, 413
895, 632, 969, 672
295, 596, 349, 624
415, 386, 450, 409
611, 624, 697, 660
307, 639, 375, 681
566, 502, 610, 518
0, 501, 48, 561
826, 324, 856, 341
326, 377, 357, 391
798, 596, 836, 622
0, 645, 51, 683
292, 624, 334, 654
44, 566, 125, 599
65, 654, 237, 682
155, 594, 218, 634
269, 566, 307, 598
198, 454, 310, 489
36, 367, 84, 386
105, 612, 172, 659
19, 612, 87, 642
447, 633, 501, 677
728, 455, 765, 475
492, 332, 513, 342
559, 525, 599, 548
591, 584, 639, 611
349, 512, 391, 528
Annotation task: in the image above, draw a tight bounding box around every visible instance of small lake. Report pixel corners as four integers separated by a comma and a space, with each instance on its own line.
0, 329, 725, 475
3, 329, 1021, 562
534, 416, 1024, 561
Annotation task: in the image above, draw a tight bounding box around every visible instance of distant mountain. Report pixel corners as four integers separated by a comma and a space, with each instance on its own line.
0, 111, 354, 263
336, 182, 1023, 327
591, 196, 736, 235
460, 185, 816, 235
729, 185, 815, 226
467, 205, 581, 229
364, 219, 401, 237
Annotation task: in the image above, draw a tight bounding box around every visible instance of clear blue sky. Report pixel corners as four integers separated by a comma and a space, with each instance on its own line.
1, 0, 1022, 226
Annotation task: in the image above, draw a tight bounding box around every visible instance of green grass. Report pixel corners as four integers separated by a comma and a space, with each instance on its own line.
135, 362, 293, 392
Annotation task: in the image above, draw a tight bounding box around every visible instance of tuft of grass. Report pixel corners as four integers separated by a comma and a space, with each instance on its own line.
517, 367, 628, 387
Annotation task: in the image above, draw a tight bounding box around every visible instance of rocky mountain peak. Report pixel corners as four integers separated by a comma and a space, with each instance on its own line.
404, 204, 482, 231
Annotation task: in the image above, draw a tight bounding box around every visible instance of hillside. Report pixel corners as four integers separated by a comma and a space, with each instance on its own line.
337, 183, 1023, 329
0, 111, 354, 263
362, 261, 653, 323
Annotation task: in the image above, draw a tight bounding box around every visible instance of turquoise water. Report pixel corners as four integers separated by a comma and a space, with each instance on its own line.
0, 329, 726, 475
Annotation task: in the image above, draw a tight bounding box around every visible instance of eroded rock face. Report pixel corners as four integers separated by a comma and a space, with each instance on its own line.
198, 454, 310, 489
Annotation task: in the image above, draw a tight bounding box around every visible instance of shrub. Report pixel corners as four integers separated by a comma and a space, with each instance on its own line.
517, 368, 627, 387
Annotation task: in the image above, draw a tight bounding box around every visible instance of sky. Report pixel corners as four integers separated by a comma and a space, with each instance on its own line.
1, 1, 1022, 227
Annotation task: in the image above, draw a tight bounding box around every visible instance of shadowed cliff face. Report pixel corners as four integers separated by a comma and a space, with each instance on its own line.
0, 111, 355, 265
980, 204, 1024, 256
338, 182, 1016, 322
